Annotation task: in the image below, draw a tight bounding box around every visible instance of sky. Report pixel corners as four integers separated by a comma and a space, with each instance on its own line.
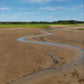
0, 0, 84, 22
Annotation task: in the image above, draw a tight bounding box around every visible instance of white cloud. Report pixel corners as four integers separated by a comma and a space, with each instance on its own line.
56, 0, 68, 2
76, 5, 84, 8
0, 7, 11, 10
40, 6, 56, 11
23, 0, 51, 3
22, 0, 67, 3
40, 4, 84, 11
40, 6, 76, 11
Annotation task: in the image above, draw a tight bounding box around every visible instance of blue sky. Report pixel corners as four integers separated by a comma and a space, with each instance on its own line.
0, 0, 84, 22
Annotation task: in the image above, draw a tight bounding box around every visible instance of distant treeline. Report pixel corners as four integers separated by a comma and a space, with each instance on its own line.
0, 20, 84, 24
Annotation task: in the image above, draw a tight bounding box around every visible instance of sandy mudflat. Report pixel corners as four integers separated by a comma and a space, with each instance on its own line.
0, 25, 84, 84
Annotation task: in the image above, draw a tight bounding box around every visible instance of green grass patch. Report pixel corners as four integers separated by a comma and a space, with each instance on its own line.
0, 24, 51, 29
0, 24, 81, 29
78, 28, 84, 30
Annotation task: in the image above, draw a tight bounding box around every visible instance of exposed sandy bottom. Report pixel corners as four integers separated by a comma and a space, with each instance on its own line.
0, 25, 84, 84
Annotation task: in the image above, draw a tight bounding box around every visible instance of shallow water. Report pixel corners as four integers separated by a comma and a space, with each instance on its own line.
17, 30, 84, 52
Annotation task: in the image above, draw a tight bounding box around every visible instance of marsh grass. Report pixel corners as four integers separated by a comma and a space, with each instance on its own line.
0, 24, 76, 29
0, 24, 51, 29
